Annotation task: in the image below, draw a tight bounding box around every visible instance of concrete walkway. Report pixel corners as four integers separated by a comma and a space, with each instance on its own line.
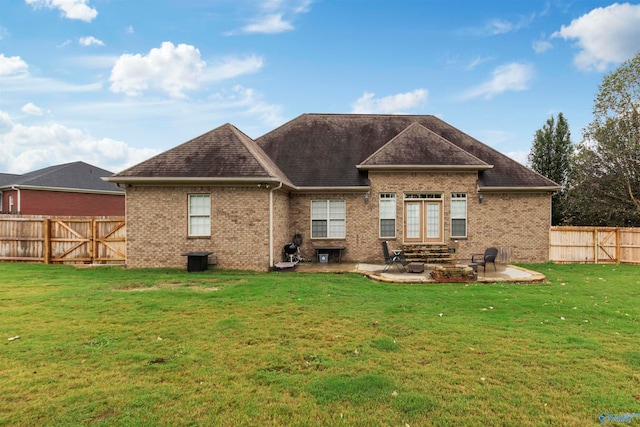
291, 262, 546, 284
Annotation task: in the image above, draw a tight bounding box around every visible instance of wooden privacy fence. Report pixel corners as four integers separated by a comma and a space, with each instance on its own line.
549, 226, 640, 264
0, 216, 125, 264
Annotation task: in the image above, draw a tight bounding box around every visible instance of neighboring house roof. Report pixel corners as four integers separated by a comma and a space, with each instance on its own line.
0, 173, 21, 187
109, 123, 293, 187
256, 114, 560, 190
0, 161, 123, 194
107, 114, 560, 192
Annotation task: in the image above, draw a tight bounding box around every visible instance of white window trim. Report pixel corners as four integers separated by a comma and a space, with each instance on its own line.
311, 199, 346, 239
379, 193, 396, 238
450, 193, 467, 238
188, 194, 211, 237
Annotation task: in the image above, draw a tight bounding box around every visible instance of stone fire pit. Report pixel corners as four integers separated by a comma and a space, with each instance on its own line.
430, 264, 476, 282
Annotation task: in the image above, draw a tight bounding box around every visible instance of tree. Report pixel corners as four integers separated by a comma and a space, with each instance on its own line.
528, 113, 572, 225
566, 52, 640, 226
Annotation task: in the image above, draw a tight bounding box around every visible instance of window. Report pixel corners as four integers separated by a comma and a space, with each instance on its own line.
451, 193, 467, 238
188, 194, 211, 237
9, 195, 14, 213
379, 193, 396, 238
311, 199, 345, 238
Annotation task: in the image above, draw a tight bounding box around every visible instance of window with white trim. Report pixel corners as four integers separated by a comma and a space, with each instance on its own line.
311, 199, 345, 238
450, 193, 467, 238
188, 194, 211, 237
379, 193, 396, 238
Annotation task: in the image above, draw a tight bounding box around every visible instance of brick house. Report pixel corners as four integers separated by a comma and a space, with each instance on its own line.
106, 114, 560, 271
0, 161, 124, 216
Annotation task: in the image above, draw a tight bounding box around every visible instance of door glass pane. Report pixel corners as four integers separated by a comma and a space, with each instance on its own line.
406, 203, 420, 239
426, 202, 440, 239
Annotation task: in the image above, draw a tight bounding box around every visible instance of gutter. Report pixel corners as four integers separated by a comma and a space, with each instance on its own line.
478, 186, 562, 193
102, 176, 282, 185
7, 184, 123, 196
268, 181, 284, 268
356, 164, 494, 171
11, 186, 21, 213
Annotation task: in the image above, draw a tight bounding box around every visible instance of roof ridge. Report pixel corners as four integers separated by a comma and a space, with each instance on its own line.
227, 125, 294, 187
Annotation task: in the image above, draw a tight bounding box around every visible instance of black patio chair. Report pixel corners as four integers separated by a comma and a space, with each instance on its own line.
472, 247, 499, 272
381, 241, 407, 272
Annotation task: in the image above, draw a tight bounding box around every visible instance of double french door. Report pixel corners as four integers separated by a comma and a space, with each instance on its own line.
404, 194, 443, 243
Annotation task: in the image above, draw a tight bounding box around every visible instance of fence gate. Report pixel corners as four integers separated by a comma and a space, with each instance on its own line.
45, 218, 126, 264
0, 216, 125, 264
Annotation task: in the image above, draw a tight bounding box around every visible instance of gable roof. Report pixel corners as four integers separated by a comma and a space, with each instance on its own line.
108, 123, 292, 187
359, 122, 491, 170
108, 114, 559, 192
256, 114, 559, 190
0, 161, 122, 194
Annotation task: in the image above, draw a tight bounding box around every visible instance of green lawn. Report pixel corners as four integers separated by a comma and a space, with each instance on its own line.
1, 263, 639, 426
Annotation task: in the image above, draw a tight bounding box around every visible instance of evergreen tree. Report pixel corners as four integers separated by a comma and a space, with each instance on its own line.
528, 113, 573, 225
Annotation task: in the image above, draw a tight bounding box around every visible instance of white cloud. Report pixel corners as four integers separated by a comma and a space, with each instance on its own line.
552, 3, 640, 71
0, 73, 102, 94
109, 42, 263, 98
109, 42, 206, 98
240, 14, 294, 34
25, 0, 98, 22
202, 55, 264, 83
463, 63, 534, 100
229, 0, 311, 35
0, 54, 28, 76
126, 25, 134, 34
208, 85, 284, 127
532, 39, 552, 54
351, 89, 428, 114
21, 103, 43, 116
0, 110, 158, 174
466, 56, 492, 71
79, 36, 105, 47
486, 19, 513, 35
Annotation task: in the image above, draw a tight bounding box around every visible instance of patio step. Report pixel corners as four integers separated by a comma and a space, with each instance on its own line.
402, 244, 454, 264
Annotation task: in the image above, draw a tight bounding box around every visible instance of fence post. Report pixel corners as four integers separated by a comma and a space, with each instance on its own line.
616, 227, 621, 263
91, 218, 97, 264
43, 218, 51, 264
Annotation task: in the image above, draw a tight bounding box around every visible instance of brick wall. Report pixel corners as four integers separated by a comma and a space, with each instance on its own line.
288, 171, 552, 264
125, 174, 552, 270
469, 192, 551, 263
126, 185, 279, 271
1, 189, 124, 216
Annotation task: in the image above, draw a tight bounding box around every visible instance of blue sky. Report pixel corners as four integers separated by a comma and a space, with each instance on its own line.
1, 0, 640, 174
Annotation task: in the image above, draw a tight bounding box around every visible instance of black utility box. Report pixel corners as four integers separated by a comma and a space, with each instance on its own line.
182, 251, 213, 272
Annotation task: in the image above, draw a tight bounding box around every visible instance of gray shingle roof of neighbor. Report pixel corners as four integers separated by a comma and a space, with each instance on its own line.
256, 114, 560, 190
0, 161, 122, 193
110, 123, 293, 187
0, 173, 21, 187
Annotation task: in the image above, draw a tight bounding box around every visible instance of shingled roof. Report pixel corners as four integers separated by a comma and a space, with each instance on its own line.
359, 122, 491, 170
108, 114, 559, 192
256, 114, 560, 190
0, 161, 122, 193
109, 123, 292, 187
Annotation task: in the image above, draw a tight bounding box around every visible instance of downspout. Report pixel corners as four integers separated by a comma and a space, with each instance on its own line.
11, 186, 21, 214
269, 182, 284, 268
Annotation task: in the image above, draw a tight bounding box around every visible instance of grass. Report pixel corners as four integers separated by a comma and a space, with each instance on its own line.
0, 262, 639, 426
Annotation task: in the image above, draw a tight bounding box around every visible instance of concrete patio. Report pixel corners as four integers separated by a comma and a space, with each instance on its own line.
289, 261, 546, 284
